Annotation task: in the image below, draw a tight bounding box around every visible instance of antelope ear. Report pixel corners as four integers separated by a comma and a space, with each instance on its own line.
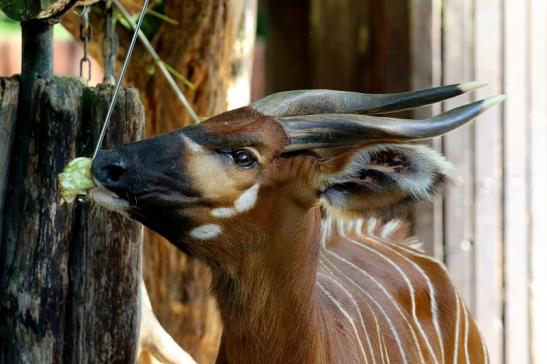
318, 144, 453, 216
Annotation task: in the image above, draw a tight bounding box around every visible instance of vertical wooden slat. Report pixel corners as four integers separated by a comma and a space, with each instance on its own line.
409, 0, 444, 259
308, 0, 371, 90
65, 85, 144, 363
367, 0, 410, 93
503, 0, 530, 362
473, 0, 504, 362
442, 0, 475, 306
265, 0, 311, 93
528, 0, 547, 362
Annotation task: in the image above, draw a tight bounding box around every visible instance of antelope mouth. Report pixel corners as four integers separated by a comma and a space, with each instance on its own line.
89, 184, 131, 215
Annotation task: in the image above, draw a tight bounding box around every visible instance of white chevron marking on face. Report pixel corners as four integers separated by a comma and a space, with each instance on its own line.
181, 134, 204, 152
211, 207, 235, 218
190, 224, 222, 240
211, 184, 260, 218
234, 183, 259, 212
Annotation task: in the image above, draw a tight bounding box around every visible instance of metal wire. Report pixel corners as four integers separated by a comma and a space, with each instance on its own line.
112, 0, 200, 124
92, 0, 151, 159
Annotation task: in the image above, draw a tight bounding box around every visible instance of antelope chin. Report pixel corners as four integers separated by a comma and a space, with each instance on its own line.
89, 186, 130, 216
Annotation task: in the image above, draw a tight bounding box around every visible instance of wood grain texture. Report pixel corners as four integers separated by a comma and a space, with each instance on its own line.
64, 85, 144, 363
308, 0, 371, 90
264, 0, 311, 93
442, 0, 475, 306
473, 1, 503, 363
412, 0, 547, 362
0, 78, 144, 363
267, 0, 410, 94
0, 77, 19, 247
409, 0, 444, 259
528, 0, 547, 362
503, 0, 530, 362
308, 0, 409, 93
0, 78, 83, 363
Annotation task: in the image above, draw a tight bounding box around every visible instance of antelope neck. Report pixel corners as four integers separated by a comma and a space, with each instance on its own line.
212, 207, 327, 363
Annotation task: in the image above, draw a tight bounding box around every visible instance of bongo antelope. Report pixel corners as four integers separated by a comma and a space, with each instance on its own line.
91, 82, 503, 363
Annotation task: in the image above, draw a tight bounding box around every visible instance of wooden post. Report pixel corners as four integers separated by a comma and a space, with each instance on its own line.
409, 0, 444, 259
64, 85, 144, 363
0, 77, 19, 247
473, 1, 503, 362
265, 0, 311, 93
0, 77, 81, 362
0, 77, 144, 363
442, 0, 475, 306
503, 0, 530, 362
529, 1, 547, 362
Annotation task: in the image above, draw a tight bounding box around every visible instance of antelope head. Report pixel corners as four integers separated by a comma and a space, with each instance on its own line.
91, 82, 503, 270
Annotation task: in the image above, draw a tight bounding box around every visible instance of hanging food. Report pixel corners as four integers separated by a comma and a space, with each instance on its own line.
58, 157, 96, 203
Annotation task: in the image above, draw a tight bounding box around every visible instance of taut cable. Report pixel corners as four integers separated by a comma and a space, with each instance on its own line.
92, 0, 150, 159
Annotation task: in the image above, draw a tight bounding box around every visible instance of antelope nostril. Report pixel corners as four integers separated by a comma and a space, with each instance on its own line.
102, 163, 126, 183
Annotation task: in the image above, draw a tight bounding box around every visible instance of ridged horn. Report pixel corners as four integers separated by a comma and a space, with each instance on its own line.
252, 81, 488, 117
281, 95, 505, 152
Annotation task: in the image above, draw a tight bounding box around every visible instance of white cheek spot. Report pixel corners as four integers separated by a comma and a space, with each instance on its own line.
211, 207, 236, 218
211, 184, 259, 219
234, 184, 259, 212
190, 224, 222, 240
181, 134, 203, 152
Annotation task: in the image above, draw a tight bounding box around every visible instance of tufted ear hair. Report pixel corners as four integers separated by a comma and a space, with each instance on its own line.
318, 144, 453, 217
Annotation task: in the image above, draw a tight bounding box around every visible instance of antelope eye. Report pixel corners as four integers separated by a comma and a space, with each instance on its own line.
231, 149, 257, 168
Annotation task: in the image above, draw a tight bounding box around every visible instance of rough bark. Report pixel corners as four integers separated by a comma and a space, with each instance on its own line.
0, 77, 144, 363
0, 78, 83, 363
0, 77, 19, 243
62, 1, 256, 362
64, 85, 144, 363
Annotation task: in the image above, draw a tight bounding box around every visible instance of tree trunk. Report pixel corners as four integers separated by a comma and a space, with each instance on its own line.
62, 1, 257, 362
0, 76, 144, 363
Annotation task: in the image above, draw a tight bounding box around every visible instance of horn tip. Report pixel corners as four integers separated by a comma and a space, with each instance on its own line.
482, 94, 506, 109
459, 80, 489, 92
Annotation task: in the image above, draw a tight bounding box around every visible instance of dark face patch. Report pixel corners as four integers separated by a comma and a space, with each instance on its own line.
91, 108, 293, 250
92, 130, 201, 242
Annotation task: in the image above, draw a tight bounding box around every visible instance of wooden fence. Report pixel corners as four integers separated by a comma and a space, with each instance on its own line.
411, 1, 546, 363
